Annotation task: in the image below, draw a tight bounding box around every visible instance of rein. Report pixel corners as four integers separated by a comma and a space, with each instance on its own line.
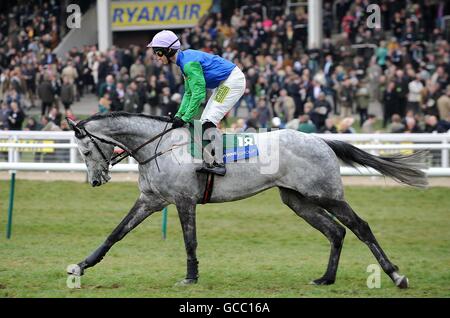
79, 124, 176, 167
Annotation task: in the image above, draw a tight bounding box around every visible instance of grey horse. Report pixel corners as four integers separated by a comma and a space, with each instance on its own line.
66, 112, 427, 289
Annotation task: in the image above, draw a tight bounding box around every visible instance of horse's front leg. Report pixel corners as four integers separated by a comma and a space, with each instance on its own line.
175, 200, 198, 285
67, 193, 168, 276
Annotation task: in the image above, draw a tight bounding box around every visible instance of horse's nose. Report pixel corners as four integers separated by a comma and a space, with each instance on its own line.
92, 180, 100, 187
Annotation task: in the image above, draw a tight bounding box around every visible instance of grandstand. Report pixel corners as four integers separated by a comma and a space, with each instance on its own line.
0, 0, 449, 141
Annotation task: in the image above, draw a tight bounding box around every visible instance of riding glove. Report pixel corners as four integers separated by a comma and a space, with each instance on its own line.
172, 116, 186, 128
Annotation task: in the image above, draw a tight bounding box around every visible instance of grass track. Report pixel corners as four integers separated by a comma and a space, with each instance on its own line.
0, 180, 449, 297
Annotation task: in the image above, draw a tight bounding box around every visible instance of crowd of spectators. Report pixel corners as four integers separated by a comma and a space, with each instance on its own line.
0, 0, 450, 136
225, 0, 450, 134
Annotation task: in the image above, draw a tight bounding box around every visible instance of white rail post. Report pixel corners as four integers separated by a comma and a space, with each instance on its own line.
370, 137, 380, 181
442, 138, 449, 168
70, 136, 77, 164
12, 135, 19, 163
7, 136, 14, 163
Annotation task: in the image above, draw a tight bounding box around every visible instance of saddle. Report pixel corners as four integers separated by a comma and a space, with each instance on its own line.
187, 121, 260, 204
187, 121, 259, 163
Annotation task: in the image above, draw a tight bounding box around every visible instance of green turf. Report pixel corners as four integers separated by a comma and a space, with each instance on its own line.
0, 180, 449, 298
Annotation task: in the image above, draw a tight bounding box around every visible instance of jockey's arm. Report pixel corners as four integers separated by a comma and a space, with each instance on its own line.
176, 62, 206, 123
176, 78, 191, 119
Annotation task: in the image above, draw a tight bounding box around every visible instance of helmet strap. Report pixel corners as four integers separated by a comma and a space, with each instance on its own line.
164, 38, 179, 61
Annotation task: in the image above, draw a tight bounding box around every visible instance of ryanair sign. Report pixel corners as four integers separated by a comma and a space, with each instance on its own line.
111, 0, 212, 31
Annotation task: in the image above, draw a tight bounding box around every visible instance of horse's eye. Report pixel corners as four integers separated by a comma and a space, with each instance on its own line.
83, 151, 91, 156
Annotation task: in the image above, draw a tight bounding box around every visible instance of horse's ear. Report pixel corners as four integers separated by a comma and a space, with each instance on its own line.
66, 117, 85, 138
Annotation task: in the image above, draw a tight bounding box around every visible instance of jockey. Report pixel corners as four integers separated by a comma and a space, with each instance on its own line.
147, 30, 246, 176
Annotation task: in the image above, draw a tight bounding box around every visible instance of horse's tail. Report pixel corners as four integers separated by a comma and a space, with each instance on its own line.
322, 139, 428, 188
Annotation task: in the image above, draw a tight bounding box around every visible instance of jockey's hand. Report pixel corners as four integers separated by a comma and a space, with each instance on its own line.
172, 116, 186, 128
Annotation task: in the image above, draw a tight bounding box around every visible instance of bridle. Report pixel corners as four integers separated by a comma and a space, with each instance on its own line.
76, 121, 176, 170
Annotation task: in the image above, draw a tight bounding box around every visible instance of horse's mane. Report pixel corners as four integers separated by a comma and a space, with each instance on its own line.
77, 111, 172, 127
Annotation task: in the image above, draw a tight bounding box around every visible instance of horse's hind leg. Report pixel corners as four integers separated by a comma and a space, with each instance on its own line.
68, 193, 168, 276
321, 199, 409, 289
279, 188, 346, 285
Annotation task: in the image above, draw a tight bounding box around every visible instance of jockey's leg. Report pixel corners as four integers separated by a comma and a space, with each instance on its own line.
196, 121, 226, 176
196, 67, 246, 176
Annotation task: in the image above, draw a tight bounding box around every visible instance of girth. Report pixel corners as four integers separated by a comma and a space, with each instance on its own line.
201, 173, 215, 204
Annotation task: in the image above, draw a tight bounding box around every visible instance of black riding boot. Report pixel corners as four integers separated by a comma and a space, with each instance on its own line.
197, 160, 226, 176
195, 122, 226, 176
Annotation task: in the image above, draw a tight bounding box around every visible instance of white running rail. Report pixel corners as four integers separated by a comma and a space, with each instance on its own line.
0, 131, 449, 176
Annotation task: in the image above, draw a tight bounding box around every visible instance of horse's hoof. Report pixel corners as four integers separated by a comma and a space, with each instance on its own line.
395, 275, 409, 289
66, 264, 83, 276
175, 278, 198, 286
310, 278, 335, 285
